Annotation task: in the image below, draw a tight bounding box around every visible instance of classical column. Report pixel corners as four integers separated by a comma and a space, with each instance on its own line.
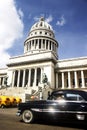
31, 40, 33, 50
12, 71, 15, 87
53, 43, 54, 51
28, 41, 30, 50
28, 69, 31, 87
0, 77, 1, 86
54, 44, 55, 52
0, 78, 1, 88
68, 71, 71, 88
29, 41, 31, 50
48, 40, 50, 50
81, 70, 85, 88
74, 71, 78, 88
62, 72, 64, 89
2, 77, 4, 86
45, 39, 46, 49
26, 43, 28, 51
37, 39, 39, 49
41, 39, 43, 49
34, 39, 35, 49
22, 70, 25, 87
17, 70, 20, 87
41, 68, 43, 83
51, 42, 53, 51
34, 68, 37, 86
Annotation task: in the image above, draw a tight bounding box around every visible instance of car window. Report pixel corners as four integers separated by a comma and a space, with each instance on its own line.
66, 93, 84, 101
50, 93, 65, 100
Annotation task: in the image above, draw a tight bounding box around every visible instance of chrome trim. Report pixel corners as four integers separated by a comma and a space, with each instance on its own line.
48, 100, 87, 103
16, 112, 21, 116
16, 110, 21, 116
31, 108, 87, 114
31, 108, 43, 112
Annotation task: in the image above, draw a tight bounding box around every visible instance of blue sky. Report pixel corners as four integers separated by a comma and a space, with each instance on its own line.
0, 0, 87, 67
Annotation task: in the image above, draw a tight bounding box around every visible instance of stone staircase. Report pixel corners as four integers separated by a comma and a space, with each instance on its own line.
0, 84, 53, 102
0, 86, 32, 102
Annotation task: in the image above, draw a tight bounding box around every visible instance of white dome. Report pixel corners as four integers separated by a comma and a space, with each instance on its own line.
24, 17, 58, 57
30, 17, 53, 32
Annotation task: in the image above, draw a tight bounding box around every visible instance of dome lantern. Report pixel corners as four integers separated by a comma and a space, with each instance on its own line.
40, 17, 44, 21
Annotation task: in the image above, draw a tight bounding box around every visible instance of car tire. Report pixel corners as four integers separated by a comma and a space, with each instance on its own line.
22, 110, 34, 123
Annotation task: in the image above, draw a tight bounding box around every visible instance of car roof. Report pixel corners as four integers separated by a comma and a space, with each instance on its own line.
51, 89, 87, 100
52, 89, 86, 93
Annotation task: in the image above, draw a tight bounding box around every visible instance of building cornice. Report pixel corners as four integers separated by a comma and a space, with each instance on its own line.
55, 56, 87, 70
7, 51, 58, 67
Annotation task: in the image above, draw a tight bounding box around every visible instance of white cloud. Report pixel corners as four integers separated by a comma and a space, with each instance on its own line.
18, 8, 24, 18
0, 0, 24, 68
34, 16, 39, 21
45, 15, 53, 23
56, 15, 66, 26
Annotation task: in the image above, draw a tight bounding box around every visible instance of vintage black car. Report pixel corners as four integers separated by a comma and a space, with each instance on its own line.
16, 89, 87, 124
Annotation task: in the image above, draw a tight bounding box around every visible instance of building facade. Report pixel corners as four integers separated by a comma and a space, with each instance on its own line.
0, 17, 87, 100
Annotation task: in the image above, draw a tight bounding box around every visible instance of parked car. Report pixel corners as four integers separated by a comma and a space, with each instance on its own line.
16, 89, 87, 124
14, 97, 22, 105
8, 96, 17, 107
0, 95, 11, 108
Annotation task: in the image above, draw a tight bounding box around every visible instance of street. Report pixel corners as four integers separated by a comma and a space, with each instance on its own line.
0, 108, 86, 130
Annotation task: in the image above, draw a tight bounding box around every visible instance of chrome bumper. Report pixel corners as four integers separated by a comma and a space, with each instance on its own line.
16, 110, 21, 116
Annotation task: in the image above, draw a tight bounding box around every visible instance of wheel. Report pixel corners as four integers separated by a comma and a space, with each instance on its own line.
1, 104, 5, 108
22, 110, 34, 123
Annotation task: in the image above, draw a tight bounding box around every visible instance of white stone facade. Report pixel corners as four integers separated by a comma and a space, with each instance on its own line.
55, 57, 87, 90
0, 17, 87, 100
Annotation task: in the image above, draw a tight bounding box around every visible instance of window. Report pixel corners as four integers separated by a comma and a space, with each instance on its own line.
40, 31, 42, 34
66, 93, 84, 101
51, 93, 65, 100
40, 22, 42, 26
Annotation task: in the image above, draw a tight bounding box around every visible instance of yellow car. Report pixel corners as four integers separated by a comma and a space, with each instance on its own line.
14, 97, 22, 105
0, 95, 11, 108
8, 96, 17, 107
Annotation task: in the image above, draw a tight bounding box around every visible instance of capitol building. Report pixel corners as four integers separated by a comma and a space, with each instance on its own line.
0, 17, 87, 101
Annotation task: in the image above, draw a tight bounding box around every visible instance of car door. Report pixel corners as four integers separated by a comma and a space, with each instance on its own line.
64, 92, 86, 121
44, 93, 68, 120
